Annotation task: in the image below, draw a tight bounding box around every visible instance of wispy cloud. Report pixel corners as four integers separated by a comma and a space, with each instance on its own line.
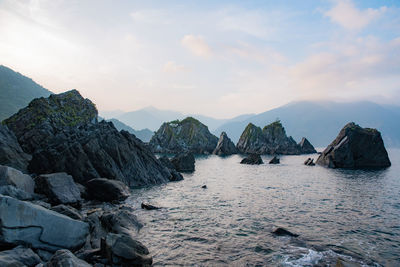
163, 61, 189, 73
181, 34, 212, 58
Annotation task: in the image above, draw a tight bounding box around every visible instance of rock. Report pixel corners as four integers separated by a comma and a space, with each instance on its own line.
0, 165, 35, 194
168, 169, 184, 181
0, 195, 89, 252
35, 173, 81, 206
100, 209, 143, 236
141, 202, 160, 210
316, 122, 391, 169
149, 117, 218, 154
298, 137, 317, 154
103, 233, 152, 266
272, 227, 299, 237
240, 154, 263, 165
336, 258, 361, 267
158, 156, 175, 170
45, 249, 91, 267
304, 158, 315, 166
237, 121, 307, 155
86, 178, 130, 202
0, 246, 41, 267
4, 90, 171, 187
269, 156, 280, 164
201, 185, 207, 189
0, 185, 34, 200
171, 152, 195, 172
51, 204, 83, 220
158, 156, 184, 182
212, 132, 238, 156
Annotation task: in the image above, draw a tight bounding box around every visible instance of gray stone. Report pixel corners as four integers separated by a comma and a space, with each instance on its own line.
51, 204, 83, 221
35, 173, 81, 206
100, 209, 143, 236
304, 158, 315, 166
0, 195, 89, 252
0, 165, 35, 194
240, 154, 263, 165
213, 132, 238, 156
269, 156, 280, 164
0, 185, 33, 200
171, 152, 195, 172
272, 227, 299, 237
0, 246, 41, 267
86, 178, 130, 202
45, 249, 91, 267
298, 137, 317, 154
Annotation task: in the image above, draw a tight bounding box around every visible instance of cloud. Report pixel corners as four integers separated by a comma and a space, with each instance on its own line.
324, 0, 387, 30
163, 61, 189, 73
181, 34, 212, 58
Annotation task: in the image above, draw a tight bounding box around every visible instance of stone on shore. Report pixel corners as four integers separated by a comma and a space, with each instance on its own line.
240, 154, 263, 165
100, 208, 143, 236
0, 185, 34, 201
0, 246, 41, 267
45, 249, 91, 267
51, 204, 83, 221
158, 156, 184, 181
316, 122, 391, 169
0, 195, 89, 252
171, 152, 195, 172
213, 132, 238, 156
0, 165, 35, 194
269, 156, 280, 164
86, 178, 130, 202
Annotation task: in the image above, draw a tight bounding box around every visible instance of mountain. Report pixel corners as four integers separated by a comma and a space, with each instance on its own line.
0, 65, 52, 121
215, 101, 400, 148
107, 118, 153, 142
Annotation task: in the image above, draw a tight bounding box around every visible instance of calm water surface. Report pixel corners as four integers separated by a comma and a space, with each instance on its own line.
128, 149, 400, 266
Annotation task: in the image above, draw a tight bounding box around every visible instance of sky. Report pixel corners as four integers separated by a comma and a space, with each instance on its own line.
0, 0, 399, 118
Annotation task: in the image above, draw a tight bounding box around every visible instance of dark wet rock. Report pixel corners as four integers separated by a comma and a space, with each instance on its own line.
272, 227, 299, 237
336, 258, 361, 267
149, 117, 218, 154
158, 156, 174, 170
45, 249, 91, 267
141, 202, 160, 210
86, 212, 108, 249
4, 90, 171, 187
237, 121, 309, 155
168, 169, 184, 181
298, 137, 317, 154
0, 185, 34, 200
51, 204, 83, 221
171, 152, 195, 172
0, 125, 31, 173
213, 132, 238, 156
31, 200, 52, 209
100, 209, 143, 236
35, 173, 81, 206
0, 165, 35, 194
269, 156, 280, 164
240, 154, 263, 165
201, 185, 207, 189
36, 249, 54, 262
158, 156, 184, 182
0, 195, 89, 252
304, 158, 315, 166
103, 233, 152, 266
76, 183, 88, 200
316, 122, 391, 169
86, 178, 130, 202
0, 246, 41, 267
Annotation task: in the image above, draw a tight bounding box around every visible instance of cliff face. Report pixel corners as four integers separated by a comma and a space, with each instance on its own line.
149, 117, 218, 154
237, 121, 311, 155
316, 122, 391, 169
3, 90, 172, 187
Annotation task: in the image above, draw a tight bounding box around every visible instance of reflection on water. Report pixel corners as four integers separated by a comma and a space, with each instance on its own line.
127, 149, 400, 266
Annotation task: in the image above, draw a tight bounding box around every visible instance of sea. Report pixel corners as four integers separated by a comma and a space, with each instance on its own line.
128, 149, 400, 266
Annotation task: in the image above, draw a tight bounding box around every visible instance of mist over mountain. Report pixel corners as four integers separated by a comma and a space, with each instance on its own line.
0, 65, 52, 121
107, 118, 154, 142
214, 101, 400, 147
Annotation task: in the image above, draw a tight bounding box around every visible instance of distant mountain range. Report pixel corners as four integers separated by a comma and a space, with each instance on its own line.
106, 118, 154, 142
0, 65, 52, 121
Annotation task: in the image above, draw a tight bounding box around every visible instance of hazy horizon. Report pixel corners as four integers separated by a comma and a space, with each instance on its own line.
1, 0, 400, 118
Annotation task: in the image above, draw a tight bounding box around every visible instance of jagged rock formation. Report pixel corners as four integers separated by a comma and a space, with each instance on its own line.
3, 90, 172, 187
213, 132, 238, 156
171, 152, 195, 172
149, 117, 218, 154
316, 122, 391, 169
0, 125, 31, 172
0, 165, 34, 194
240, 154, 263, 165
237, 121, 307, 155
298, 137, 317, 154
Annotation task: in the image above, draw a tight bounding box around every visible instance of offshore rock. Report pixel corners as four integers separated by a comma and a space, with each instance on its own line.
269, 156, 280, 164
237, 121, 313, 155
158, 156, 184, 181
0, 195, 89, 252
86, 178, 130, 202
272, 227, 299, 237
316, 122, 391, 169
298, 137, 317, 154
0, 125, 31, 173
304, 158, 315, 166
0, 165, 35, 194
149, 117, 218, 154
171, 152, 195, 172
240, 154, 263, 165
213, 131, 238, 156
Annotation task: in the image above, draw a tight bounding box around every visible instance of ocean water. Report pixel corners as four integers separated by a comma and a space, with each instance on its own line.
128, 149, 400, 266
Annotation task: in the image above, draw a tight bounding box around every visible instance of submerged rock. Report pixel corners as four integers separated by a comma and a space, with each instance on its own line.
272, 227, 299, 237
316, 122, 391, 169
0, 195, 89, 252
0, 125, 31, 173
149, 117, 218, 154
304, 158, 315, 166
213, 132, 238, 156
141, 202, 160, 210
171, 152, 195, 172
0, 165, 35, 194
269, 156, 280, 164
240, 154, 263, 165
298, 137, 317, 154
45, 249, 91, 267
86, 178, 130, 202
0, 246, 41, 267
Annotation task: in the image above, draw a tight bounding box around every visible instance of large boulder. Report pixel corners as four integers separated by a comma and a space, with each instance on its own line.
0, 125, 31, 173
149, 117, 218, 154
103, 233, 152, 266
269, 156, 280, 164
158, 156, 184, 181
298, 137, 317, 154
100, 208, 143, 236
51, 204, 83, 221
35, 173, 81, 206
237, 121, 309, 155
0, 246, 41, 267
213, 132, 238, 156
171, 152, 195, 172
45, 249, 91, 267
0, 195, 89, 252
240, 154, 263, 165
0, 165, 34, 194
0, 185, 34, 201
4, 90, 171, 187
86, 178, 130, 202
316, 122, 391, 169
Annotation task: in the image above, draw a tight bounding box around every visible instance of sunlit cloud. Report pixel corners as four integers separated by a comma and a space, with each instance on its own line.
181, 35, 212, 58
